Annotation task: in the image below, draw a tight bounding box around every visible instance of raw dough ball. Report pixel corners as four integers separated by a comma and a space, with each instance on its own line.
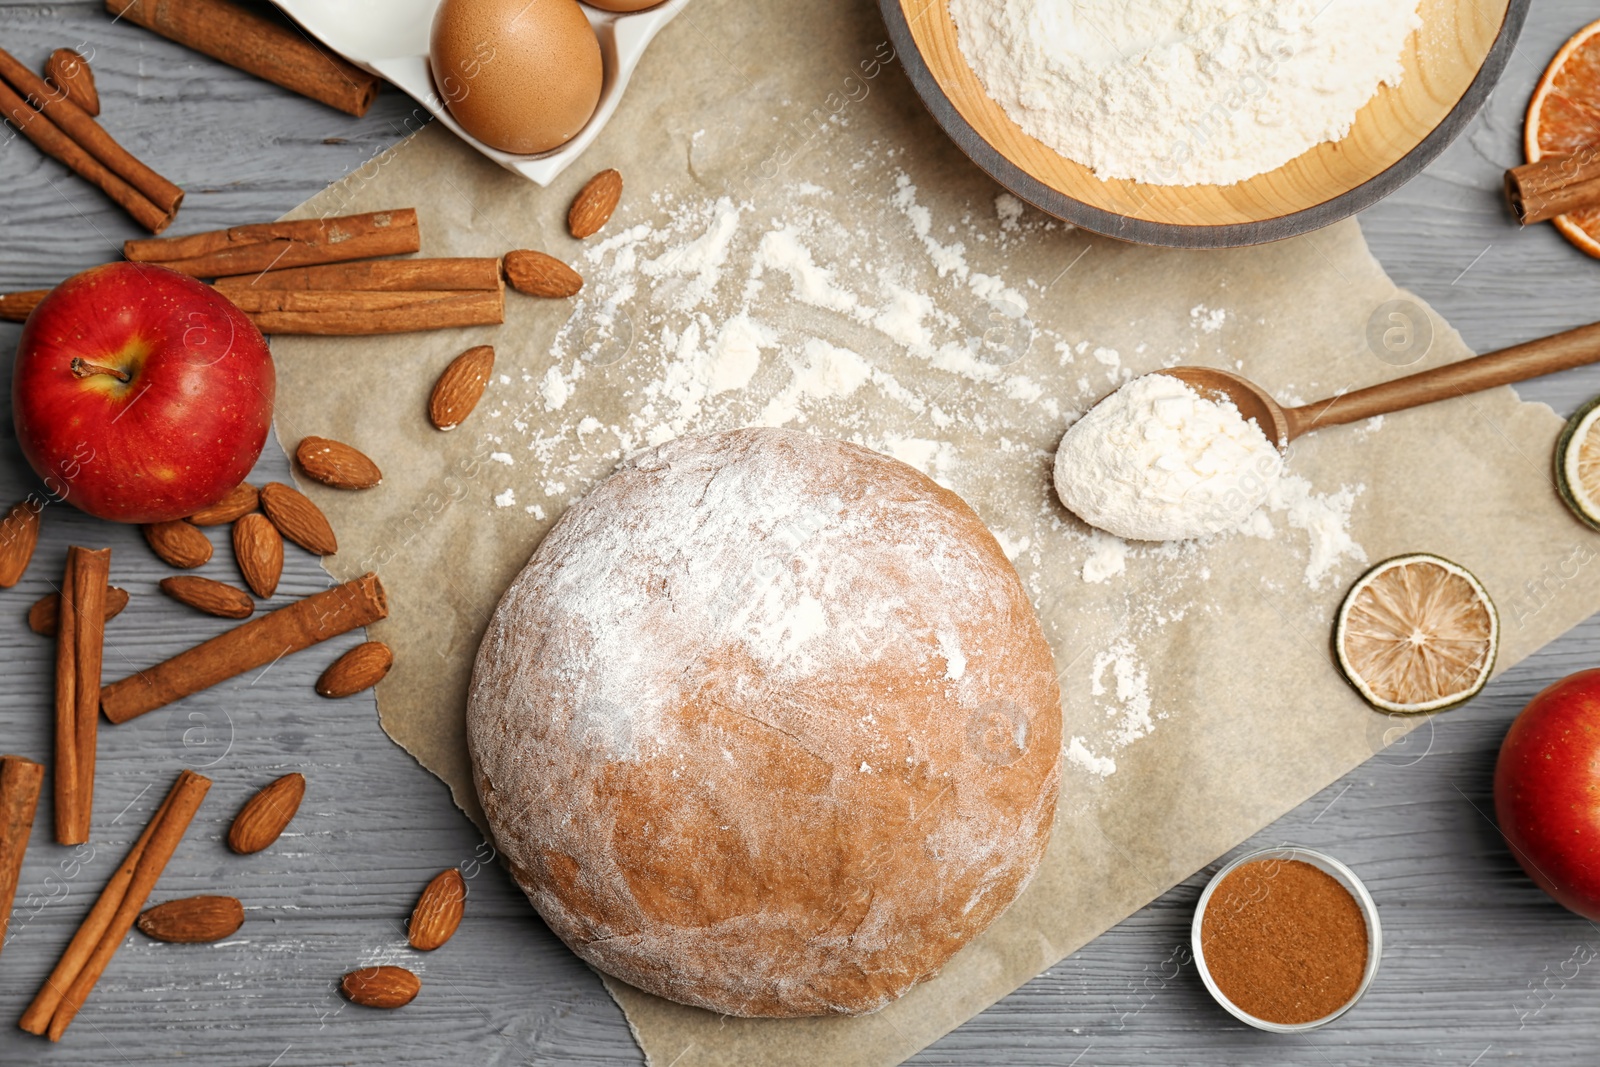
468, 428, 1062, 1017
430, 0, 603, 155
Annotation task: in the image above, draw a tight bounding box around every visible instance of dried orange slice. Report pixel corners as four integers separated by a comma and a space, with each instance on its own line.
1556, 393, 1600, 530
1527, 19, 1600, 258
1335, 554, 1498, 715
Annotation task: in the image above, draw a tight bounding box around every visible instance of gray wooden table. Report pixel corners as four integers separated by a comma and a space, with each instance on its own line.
3, 2, 1599, 1064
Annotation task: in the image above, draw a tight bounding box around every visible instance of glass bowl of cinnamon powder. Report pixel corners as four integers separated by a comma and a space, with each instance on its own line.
1191, 846, 1382, 1032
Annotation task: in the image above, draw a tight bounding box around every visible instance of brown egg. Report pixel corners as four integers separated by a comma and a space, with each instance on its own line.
430, 0, 604, 156
584, 0, 667, 10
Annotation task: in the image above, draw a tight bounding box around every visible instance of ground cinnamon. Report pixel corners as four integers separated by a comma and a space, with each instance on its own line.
1200, 858, 1368, 1025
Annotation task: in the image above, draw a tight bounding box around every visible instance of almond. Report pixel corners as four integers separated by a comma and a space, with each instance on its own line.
568, 168, 622, 239
316, 641, 393, 698
143, 520, 213, 569
187, 482, 258, 525
29, 586, 130, 635
260, 482, 337, 555
296, 436, 381, 490
228, 772, 306, 854
408, 868, 466, 951
428, 345, 496, 432
137, 896, 244, 943
503, 251, 582, 298
159, 575, 254, 619
44, 48, 99, 116
341, 965, 420, 1009
233, 513, 283, 599
0, 500, 41, 587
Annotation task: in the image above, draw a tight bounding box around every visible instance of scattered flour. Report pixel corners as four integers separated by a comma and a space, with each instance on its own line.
1080, 531, 1128, 584
641, 198, 742, 309
1066, 736, 1117, 778
949, 0, 1423, 186
879, 434, 959, 482
756, 227, 862, 316
993, 530, 1032, 562
873, 285, 935, 348
995, 192, 1025, 232
1191, 305, 1227, 334
1092, 640, 1155, 747
1261, 474, 1367, 590
759, 339, 874, 426
539, 365, 573, 411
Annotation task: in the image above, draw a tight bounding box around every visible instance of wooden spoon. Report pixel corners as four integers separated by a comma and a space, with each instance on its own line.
1159, 320, 1600, 448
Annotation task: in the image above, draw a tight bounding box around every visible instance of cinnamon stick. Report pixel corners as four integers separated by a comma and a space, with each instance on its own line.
223, 290, 497, 314
1506, 149, 1600, 224
71, 551, 108, 843
54, 547, 110, 845
18, 775, 181, 1036
0, 755, 45, 955
52, 555, 80, 845
105, 0, 381, 117
124, 209, 420, 279
0, 47, 183, 225
231, 289, 506, 335
101, 574, 388, 724
243, 292, 502, 334
210, 258, 506, 333
49, 770, 207, 1040
214, 257, 503, 293
0, 79, 170, 233
0, 290, 48, 324
22, 769, 209, 1040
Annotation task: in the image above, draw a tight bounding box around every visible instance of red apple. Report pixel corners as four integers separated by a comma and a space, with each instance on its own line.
1495, 669, 1600, 920
11, 262, 274, 523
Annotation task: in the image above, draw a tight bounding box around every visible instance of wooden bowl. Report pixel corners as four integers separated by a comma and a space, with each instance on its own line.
882, 0, 1531, 247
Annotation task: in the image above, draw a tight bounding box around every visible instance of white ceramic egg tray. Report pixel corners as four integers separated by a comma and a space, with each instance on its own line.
270, 0, 690, 185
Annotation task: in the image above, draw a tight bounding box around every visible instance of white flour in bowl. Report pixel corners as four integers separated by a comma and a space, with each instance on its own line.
949, 0, 1422, 186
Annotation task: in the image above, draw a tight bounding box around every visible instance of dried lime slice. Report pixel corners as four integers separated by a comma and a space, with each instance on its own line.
1556, 394, 1600, 531
1334, 554, 1498, 715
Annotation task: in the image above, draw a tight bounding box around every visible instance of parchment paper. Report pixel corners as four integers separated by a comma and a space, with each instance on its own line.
267, 2, 1600, 1064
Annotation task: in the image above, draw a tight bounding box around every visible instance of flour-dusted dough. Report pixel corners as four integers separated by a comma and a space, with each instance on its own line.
467, 428, 1062, 1017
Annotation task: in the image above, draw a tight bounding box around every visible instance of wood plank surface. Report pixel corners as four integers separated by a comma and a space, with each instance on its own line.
3, 2, 1600, 1065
